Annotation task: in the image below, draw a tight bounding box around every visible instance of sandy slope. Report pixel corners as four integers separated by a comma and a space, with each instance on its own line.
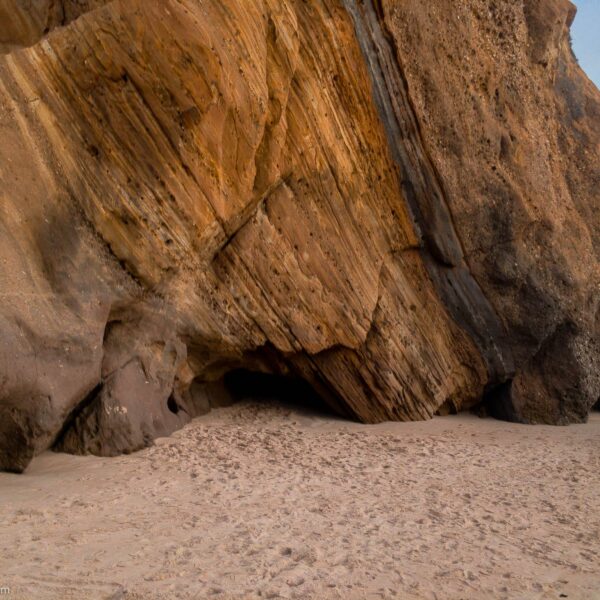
0, 401, 599, 600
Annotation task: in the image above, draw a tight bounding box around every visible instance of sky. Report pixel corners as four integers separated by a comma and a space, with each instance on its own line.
571, 0, 600, 88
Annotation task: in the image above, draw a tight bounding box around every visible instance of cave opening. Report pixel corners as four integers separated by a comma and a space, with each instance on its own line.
477, 378, 525, 423
167, 394, 180, 415
221, 369, 337, 417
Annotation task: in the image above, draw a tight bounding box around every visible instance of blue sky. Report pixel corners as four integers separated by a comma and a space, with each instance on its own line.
571, 0, 600, 88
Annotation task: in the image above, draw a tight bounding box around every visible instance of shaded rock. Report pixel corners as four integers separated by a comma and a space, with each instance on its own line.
54, 358, 188, 457
0, 0, 110, 53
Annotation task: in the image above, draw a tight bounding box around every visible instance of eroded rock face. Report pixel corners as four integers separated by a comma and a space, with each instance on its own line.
0, 0, 597, 471
0, 0, 110, 53
347, 0, 600, 424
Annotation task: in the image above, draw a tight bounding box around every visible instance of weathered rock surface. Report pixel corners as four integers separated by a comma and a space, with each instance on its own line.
0, 0, 598, 471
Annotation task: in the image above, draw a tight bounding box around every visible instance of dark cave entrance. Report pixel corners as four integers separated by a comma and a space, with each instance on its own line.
167, 394, 181, 415
476, 379, 521, 422
221, 369, 338, 417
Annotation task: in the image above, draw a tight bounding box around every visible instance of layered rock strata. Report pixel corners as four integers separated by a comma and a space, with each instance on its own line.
0, 0, 597, 471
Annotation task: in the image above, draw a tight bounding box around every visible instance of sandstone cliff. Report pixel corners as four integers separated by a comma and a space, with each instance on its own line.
0, 0, 598, 472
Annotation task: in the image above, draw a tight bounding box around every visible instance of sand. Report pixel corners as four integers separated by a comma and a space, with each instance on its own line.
0, 401, 599, 600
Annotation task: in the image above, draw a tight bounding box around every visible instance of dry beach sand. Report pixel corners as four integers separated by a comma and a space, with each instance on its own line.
1, 401, 599, 600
